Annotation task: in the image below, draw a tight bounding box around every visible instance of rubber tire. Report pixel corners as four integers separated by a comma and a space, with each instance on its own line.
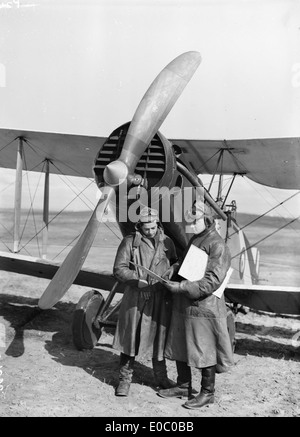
72, 289, 105, 350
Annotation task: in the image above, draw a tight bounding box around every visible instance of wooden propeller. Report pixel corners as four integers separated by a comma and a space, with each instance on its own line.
38, 51, 201, 310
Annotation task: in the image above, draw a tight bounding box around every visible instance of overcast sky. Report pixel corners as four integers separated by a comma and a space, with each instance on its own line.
0, 0, 299, 219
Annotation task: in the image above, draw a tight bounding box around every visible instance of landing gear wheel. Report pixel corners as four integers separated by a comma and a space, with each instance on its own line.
72, 289, 105, 350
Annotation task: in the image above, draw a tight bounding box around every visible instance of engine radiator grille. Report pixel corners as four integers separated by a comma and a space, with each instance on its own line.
93, 123, 166, 186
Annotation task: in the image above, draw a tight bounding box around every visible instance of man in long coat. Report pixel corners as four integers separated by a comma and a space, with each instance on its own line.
112, 207, 177, 396
158, 200, 234, 409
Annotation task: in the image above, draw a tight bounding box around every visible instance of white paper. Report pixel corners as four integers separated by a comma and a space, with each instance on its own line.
178, 244, 208, 281
212, 267, 233, 298
178, 244, 233, 299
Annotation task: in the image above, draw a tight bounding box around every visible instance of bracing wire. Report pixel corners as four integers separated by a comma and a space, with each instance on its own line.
210, 147, 300, 244
49, 162, 122, 242
18, 182, 96, 252
18, 164, 122, 256
0, 136, 20, 153
231, 190, 300, 236
24, 138, 93, 179
233, 215, 300, 259
50, 161, 95, 209
19, 156, 45, 257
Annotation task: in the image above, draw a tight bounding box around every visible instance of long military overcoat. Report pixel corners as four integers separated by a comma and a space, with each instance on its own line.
112, 227, 177, 360
164, 223, 234, 372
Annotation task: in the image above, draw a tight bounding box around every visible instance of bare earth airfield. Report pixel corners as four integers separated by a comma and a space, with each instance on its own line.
0, 210, 299, 417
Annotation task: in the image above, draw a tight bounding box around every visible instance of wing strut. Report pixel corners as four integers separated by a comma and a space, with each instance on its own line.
13, 137, 23, 253
42, 159, 50, 259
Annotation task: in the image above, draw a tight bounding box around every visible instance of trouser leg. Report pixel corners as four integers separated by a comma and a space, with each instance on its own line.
183, 365, 216, 409
152, 358, 176, 389
115, 353, 135, 397
157, 361, 192, 398
176, 360, 192, 386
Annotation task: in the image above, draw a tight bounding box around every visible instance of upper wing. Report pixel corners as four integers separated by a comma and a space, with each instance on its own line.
171, 137, 300, 190
0, 128, 107, 178
1, 128, 299, 189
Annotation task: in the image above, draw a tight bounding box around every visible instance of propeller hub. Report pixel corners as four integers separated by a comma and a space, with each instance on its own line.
103, 160, 128, 186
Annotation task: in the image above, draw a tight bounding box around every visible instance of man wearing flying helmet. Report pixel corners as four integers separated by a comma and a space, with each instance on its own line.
158, 197, 234, 409
112, 206, 177, 397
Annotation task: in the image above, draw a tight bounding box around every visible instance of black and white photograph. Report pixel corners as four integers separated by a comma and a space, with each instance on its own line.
0, 0, 299, 419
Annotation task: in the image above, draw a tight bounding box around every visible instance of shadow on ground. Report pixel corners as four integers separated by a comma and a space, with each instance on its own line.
0, 293, 157, 390
1, 293, 299, 367
235, 321, 300, 361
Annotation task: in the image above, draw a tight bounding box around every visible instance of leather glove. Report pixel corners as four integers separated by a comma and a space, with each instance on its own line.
139, 284, 153, 301
138, 279, 151, 300
165, 280, 183, 294
140, 289, 151, 300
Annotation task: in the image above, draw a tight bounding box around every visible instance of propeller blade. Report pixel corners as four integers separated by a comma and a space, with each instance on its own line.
38, 186, 115, 309
104, 51, 201, 186
119, 51, 201, 172
39, 52, 201, 309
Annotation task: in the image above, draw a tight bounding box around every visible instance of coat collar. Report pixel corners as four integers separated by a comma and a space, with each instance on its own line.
133, 227, 165, 248
190, 222, 216, 245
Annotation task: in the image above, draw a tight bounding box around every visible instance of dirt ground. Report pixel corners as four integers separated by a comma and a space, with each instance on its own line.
0, 271, 299, 418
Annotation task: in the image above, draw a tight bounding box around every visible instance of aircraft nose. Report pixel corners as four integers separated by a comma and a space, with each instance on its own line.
103, 160, 128, 186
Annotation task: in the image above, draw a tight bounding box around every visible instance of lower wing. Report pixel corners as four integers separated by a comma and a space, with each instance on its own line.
1, 251, 300, 315
225, 284, 300, 315
0, 251, 125, 296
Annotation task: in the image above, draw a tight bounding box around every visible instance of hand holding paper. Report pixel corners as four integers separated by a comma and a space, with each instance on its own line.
129, 261, 168, 284
164, 280, 182, 294
178, 244, 233, 298
162, 264, 179, 280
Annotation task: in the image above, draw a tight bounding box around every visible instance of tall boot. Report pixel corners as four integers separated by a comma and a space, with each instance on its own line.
183, 365, 216, 409
157, 360, 192, 399
115, 353, 135, 397
152, 358, 176, 389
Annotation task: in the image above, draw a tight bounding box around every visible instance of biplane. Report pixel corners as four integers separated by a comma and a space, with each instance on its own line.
0, 51, 300, 351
